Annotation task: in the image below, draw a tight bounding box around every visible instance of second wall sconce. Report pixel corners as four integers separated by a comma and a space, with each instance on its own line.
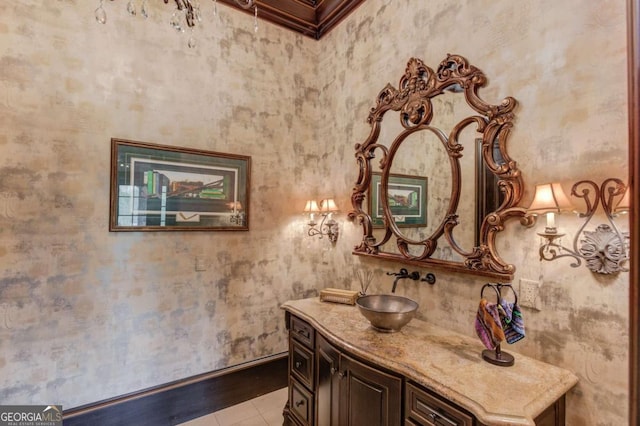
526, 178, 630, 274
304, 199, 340, 244
228, 201, 245, 226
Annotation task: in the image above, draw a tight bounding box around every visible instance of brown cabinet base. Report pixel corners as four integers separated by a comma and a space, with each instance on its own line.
284, 312, 567, 426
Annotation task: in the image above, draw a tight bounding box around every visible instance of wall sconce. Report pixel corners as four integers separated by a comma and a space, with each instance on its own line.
526, 178, 630, 274
304, 199, 340, 244
228, 201, 245, 226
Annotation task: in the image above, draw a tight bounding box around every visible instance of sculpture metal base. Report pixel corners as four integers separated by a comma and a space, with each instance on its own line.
482, 349, 514, 367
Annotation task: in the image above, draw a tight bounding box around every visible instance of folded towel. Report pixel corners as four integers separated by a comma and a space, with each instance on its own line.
474, 298, 506, 350
498, 298, 525, 344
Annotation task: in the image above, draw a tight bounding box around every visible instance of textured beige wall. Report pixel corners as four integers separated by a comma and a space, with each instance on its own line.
0, 0, 630, 424
324, 1, 629, 425
0, 0, 327, 408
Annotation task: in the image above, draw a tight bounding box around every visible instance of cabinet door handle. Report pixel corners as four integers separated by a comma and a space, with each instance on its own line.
295, 399, 305, 407
330, 367, 346, 378
428, 411, 455, 426
295, 361, 302, 369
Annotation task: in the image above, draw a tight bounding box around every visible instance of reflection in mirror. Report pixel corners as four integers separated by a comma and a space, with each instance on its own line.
349, 55, 533, 281
383, 129, 452, 256
475, 137, 505, 246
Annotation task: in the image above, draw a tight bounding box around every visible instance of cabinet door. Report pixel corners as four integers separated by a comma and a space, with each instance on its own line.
339, 353, 402, 426
316, 335, 341, 426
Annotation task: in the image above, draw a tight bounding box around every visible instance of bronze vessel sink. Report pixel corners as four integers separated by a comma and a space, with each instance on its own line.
356, 294, 419, 333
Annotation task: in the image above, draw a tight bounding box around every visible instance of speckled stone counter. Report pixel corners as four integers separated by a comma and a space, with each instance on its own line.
281, 297, 579, 426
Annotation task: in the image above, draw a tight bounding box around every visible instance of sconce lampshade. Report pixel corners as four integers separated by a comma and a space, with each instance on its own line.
304, 200, 320, 213
228, 201, 243, 211
320, 199, 339, 213
527, 183, 574, 214
614, 186, 631, 213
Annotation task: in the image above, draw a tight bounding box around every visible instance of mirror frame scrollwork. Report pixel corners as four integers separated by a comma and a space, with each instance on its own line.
348, 54, 534, 281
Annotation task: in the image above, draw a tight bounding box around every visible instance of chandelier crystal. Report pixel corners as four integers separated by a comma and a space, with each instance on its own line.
95, 0, 258, 45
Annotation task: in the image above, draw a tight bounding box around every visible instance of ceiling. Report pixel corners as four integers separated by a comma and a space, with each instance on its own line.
218, 0, 367, 39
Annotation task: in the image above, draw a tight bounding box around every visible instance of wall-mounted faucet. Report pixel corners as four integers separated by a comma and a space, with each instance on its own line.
386, 268, 437, 292
387, 268, 420, 293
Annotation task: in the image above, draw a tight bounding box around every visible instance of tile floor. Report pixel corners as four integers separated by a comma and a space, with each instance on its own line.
179, 387, 288, 426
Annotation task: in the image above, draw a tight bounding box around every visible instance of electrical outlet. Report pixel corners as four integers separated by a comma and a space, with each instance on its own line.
195, 256, 207, 272
519, 279, 541, 310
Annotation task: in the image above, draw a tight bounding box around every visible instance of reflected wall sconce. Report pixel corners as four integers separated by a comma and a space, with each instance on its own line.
526, 178, 630, 274
304, 199, 340, 244
228, 201, 245, 226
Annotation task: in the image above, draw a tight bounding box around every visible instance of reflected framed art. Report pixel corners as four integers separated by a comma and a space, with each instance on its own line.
369, 172, 428, 228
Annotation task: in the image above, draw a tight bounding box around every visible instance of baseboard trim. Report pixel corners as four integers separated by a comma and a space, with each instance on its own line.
63, 352, 289, 426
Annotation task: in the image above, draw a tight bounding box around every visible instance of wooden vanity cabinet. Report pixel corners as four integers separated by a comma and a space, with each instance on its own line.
286, 313, 402, 426
283, 299, 576, 426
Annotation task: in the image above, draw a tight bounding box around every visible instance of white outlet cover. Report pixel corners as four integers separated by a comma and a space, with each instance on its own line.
519, 279, 541, 311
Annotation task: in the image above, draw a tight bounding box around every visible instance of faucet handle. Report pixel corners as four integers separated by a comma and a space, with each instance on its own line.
421, 272, 436, 285
386, 268, 408, 277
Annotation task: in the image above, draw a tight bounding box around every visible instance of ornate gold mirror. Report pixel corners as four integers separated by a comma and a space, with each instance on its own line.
348, 54, 532, 281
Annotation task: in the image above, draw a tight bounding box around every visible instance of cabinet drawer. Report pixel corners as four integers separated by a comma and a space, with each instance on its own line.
290, 339, 314, 390
406, 383, 473, 426
290, 378, 314, 426
291, 316, 315, 349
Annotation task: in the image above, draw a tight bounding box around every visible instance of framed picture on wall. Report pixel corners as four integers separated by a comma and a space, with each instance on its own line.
109, 138, 251, 231
369, 172, 428, 228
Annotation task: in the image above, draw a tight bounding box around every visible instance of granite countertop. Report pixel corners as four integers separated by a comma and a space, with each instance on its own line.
281, 297, 578, 426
